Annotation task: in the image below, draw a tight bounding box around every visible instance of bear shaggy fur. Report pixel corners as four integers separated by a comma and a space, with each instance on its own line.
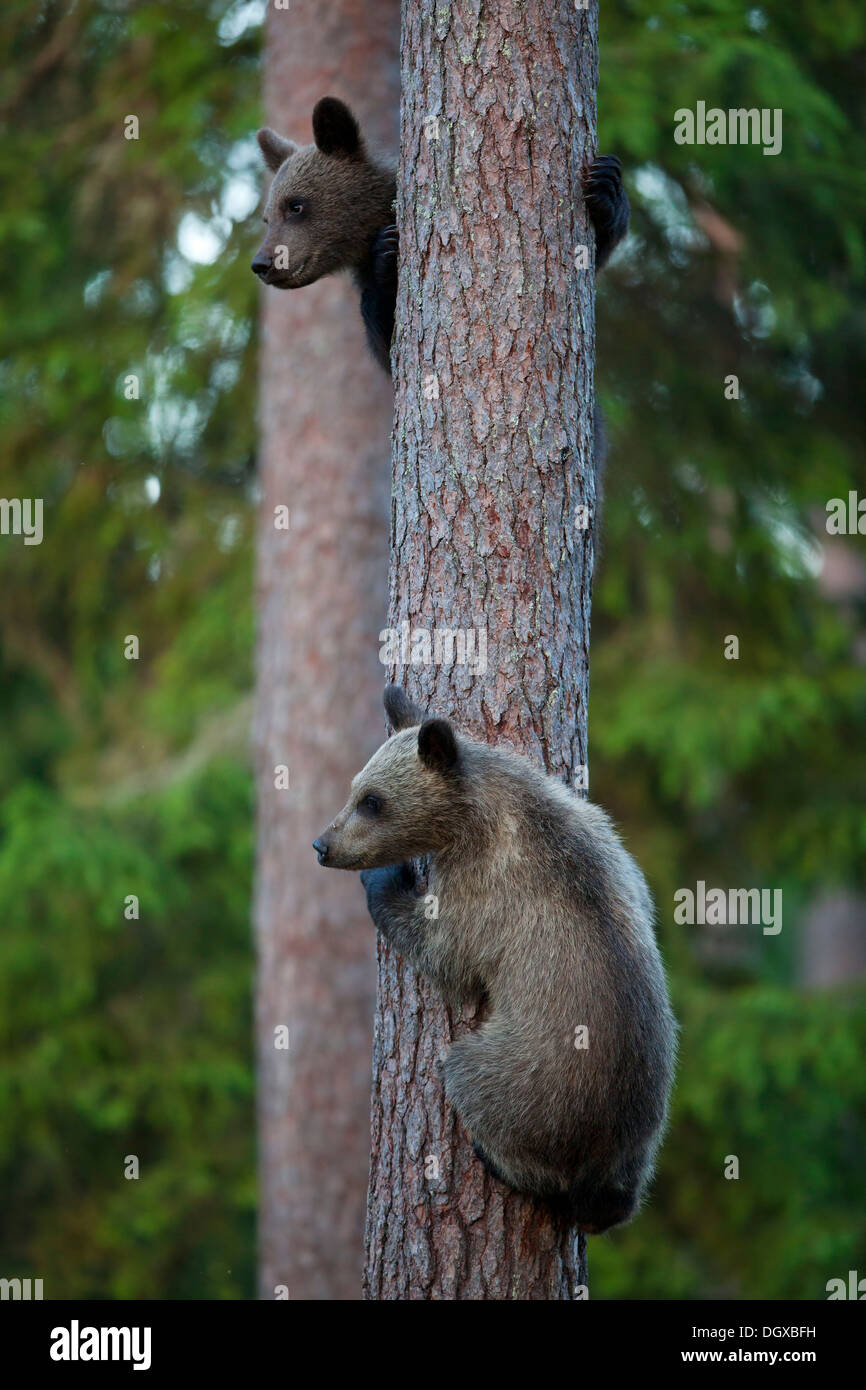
252, 96, 630, 376
313, 685, 677, 1234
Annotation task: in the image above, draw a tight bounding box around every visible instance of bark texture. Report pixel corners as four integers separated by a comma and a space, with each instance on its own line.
254, 0, 399, 1300
363, 0, 598, 1300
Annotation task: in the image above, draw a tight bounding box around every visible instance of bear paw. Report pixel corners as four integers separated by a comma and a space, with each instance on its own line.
582, 155, 629, 266
372, 223, 399, 286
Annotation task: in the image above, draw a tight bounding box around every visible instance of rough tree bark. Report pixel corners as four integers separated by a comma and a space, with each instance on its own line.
363, 0, 598, 1300
254, 0, 399, 1300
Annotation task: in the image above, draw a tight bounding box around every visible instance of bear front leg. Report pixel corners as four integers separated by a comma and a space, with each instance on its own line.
360, 861, 442, 979
358, 224, 398, 375
583, 155, 630, 271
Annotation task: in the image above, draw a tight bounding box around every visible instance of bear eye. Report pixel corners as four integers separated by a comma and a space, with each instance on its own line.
284, 197, 308, 220
360, 794, 382, 817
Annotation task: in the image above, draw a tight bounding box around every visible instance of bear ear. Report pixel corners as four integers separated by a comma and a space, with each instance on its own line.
418, 718, 459, 774
312, 96, 364, 160
257, 127, 297, 173
384, 684, 424, 732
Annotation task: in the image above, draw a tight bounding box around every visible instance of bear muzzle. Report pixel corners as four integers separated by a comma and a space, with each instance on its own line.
251, 251, 312, 289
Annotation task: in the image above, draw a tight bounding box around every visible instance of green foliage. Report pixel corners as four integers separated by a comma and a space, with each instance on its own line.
0, 0, 863, 1300
0, 0, 260, 1298
591, 0, 866, 1296
592, 982, 866, 1298
0, 767, 255, 1298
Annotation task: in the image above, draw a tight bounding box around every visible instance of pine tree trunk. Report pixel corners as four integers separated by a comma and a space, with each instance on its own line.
363, 0, 598, 1300
255, 0, 399, 1300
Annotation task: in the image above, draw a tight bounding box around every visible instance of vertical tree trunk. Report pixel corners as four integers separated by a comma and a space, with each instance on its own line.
364, 0, 598, 1299
255, 0, 399, 1300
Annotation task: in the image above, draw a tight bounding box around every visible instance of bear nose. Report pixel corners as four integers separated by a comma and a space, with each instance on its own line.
251, 255, 272, 279
312, 837, 329, 865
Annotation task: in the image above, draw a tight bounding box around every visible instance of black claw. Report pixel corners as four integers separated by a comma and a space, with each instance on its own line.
360, 225, 398, 373
582, 153, 630, 270
372, 224, 399, 283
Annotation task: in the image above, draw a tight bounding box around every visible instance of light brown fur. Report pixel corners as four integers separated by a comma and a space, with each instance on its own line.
314, 686, 677, 1233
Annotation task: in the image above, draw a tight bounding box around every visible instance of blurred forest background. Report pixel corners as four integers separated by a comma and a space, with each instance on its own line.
1, 0, 864, 1299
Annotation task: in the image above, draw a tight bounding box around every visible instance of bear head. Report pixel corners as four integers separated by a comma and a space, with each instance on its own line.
313, 685, 461, 870
251, 96, 395, 290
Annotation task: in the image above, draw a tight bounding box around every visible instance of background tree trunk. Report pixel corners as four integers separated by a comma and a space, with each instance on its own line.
255, 0, 399, 1300
364, 0, 598, 1300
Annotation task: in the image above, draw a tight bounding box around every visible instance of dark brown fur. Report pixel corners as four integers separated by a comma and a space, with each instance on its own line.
252, 97, 630, 383
252, 98, 397, 368
314, 686, 677, 1234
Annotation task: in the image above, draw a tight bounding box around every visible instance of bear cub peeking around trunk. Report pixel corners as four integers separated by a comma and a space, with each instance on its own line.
313, 685, 676, 1235
252, 96, 629, 376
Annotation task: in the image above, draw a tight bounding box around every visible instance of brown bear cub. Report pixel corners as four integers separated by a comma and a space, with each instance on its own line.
252, 96, 630, 375
313, 685, 676, 1234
